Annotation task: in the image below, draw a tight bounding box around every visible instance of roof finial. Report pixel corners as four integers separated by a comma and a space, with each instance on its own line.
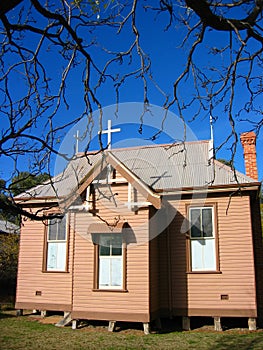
209, 115, 215, 160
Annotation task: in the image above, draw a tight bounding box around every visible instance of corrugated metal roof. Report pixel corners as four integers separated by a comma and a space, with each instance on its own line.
16, 152, 100, 199
15, 141, 256, 201
112, 141, 254, 190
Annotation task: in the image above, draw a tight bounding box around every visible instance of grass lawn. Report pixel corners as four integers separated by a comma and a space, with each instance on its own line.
1, 310, 263, 350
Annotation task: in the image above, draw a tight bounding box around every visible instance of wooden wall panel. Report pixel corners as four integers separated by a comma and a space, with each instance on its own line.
16, 210, 73, 310
159, 194, 258, 317
71, 180, 151, 322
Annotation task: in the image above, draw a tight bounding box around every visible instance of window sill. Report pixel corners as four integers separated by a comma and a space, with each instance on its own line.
92, 289, 128, 293
187, 271, 222, 274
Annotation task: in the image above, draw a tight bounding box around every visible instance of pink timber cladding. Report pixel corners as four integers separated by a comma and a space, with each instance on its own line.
158, 194, 257, 318
16, 183, 153, 322
16, 188, 259, 320
15, 136, 262, 321
16, 212, 73, 311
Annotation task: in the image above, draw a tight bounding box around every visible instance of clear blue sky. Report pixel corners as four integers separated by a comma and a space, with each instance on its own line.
1, 2, 262, 183
53, 4, 263, 181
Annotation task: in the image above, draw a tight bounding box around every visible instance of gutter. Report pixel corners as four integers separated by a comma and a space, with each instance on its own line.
159, 183, 261, 197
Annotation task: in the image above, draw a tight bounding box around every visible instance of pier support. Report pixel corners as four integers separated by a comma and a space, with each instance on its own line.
72, 320, 78, 330
108, 321, 116, 332
214, 317, 222, 331
248, 317, 256, 331
182, 316, 191, 331
143, 322, 151, 335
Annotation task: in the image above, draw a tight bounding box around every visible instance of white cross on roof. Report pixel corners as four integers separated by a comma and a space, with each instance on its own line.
98, 120, 121, 149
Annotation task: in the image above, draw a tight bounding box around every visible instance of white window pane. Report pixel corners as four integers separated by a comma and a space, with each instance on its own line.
47, 242, 57, 270
203, 239, 216, 270
56, 242, 67, 270
99, 257, 110, 287
47, 242, 66, 271
111, 257, 122, 286
191, 239, 216, 271
191, 240, 204, 271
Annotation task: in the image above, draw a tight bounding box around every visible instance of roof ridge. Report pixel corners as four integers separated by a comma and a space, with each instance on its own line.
102, 139, 210, 153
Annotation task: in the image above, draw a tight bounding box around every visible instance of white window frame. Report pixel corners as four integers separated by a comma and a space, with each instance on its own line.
46, 215, 67, 272
98, 234, 123, 289
189, 206, 217, 272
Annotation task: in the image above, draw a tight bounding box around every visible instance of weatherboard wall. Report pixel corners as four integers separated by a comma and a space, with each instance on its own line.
71, 180, 151, 323
158, 193, 258, 318
15, 179, 152, 320
15, 209, 73, 311
15, 182, 261, 322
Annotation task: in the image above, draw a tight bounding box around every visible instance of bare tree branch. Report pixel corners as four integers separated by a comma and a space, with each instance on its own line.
0, 0, 262, 221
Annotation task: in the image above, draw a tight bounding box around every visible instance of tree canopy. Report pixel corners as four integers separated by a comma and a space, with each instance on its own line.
0, 172, 49, 223
0, 1, 263, 219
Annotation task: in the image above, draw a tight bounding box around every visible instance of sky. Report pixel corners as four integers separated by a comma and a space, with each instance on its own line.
1, 1, 262, 183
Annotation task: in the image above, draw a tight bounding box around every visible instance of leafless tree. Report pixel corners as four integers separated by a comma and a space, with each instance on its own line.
0, 0, 262, 219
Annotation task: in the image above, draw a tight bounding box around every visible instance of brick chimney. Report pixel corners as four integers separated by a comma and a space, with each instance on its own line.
240, 131, 258, 181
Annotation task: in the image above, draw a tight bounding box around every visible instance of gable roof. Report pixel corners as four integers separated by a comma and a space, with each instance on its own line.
111, 141, 255, 191
15, 140, 258, 206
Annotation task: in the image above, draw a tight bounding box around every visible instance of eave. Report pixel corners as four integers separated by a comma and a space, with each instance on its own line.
158, 182, 261, 196
14, 197, 59, 206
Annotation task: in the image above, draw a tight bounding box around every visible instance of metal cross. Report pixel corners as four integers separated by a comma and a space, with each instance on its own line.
74, 130, 81, 154
98, 120, 121, 149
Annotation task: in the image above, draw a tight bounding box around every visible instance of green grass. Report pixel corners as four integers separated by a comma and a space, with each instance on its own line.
1, 311, 263, 350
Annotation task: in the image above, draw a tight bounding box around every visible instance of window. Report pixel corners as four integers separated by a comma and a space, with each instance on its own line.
46, 216, 67, 272
97, 234, 124, 289
189, 206, 217, 271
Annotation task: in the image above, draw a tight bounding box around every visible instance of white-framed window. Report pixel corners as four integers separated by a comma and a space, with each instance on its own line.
46, 216, 67, 272
189, 206, 217, 271
98, 234, 123, 289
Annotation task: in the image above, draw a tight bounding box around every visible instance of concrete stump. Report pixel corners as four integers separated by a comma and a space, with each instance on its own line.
143, 322, 151, 335
16, 309, 23, 317
248, 317, 257, 331
182, 316, 191, 331
214, 317, 222, 331
72, 320, 78, 330
108, 321, 116, 332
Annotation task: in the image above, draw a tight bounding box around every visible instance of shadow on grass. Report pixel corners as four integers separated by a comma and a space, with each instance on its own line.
76, 320, 146, 333
68, 317, 263, 335
208, 333, 263, 350
0, 311, 16, 319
